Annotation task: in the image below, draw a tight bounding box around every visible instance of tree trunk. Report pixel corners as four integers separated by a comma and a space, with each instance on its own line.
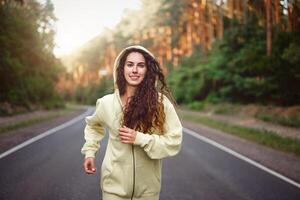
266, 0, 272, 56
218, 0, 224, 39
274, 0, 281, 25
287, 1, 293, 31
287, 0, 299, 32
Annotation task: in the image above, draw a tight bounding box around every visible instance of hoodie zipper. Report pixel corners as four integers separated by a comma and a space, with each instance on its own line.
131, 145, 136, 200
116, 92, 136, 199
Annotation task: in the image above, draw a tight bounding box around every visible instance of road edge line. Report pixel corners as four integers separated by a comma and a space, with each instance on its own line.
183, 127, 300, 188
0, 107, 93, 160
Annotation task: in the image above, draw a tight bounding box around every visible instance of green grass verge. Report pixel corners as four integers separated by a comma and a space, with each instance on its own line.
255, 113, 300, 128
0, 104, 85, 134
0, 114, 60, 134
184, 102, 300, 128
180, 113, 300, 157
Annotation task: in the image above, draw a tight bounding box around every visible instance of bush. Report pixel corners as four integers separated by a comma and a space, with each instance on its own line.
187, 101, 206, 110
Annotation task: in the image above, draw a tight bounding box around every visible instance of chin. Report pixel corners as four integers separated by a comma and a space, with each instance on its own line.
128, 81, 142, 86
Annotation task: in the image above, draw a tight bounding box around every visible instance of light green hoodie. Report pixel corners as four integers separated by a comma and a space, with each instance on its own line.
81, 45, 183, 200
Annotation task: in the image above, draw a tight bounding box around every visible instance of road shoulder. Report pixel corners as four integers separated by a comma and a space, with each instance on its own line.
182, 120, 300, 183
0, 106, 88, 154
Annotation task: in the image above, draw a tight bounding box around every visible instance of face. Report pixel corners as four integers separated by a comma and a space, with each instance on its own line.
124, 52, 147, 87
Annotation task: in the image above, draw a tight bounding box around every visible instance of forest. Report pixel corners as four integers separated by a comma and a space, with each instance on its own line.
0, 0, 300, 115
0, 0, 64, 114
60, 0, 300, 106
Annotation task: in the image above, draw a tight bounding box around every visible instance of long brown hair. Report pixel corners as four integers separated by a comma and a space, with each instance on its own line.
116, 48, 174, 134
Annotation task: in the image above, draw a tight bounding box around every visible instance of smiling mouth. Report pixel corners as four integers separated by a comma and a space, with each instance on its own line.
129, 76, 140, 79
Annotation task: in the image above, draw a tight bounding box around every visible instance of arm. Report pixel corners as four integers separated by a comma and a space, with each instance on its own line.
81, 98, 105, 159
133, 99, 183, 159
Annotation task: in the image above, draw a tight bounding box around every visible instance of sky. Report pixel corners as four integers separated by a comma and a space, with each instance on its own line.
40, 0, 141, 56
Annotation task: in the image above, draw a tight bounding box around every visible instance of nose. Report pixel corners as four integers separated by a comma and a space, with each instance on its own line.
132, 65, 138, 73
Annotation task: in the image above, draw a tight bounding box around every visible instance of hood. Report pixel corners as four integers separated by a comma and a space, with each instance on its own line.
113, 45, 155, 89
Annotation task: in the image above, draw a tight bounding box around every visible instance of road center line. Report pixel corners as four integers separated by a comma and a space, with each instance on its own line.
183, 127, 300, 188
0, 108, 93, 160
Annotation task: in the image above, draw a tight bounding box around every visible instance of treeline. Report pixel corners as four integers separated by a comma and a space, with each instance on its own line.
61, 0, 300, 106
169, 14, 300, 106
0, 0, 64, 115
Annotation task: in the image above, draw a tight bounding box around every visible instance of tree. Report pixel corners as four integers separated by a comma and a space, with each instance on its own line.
0, 0, 64, 112
266, 0, 273, 56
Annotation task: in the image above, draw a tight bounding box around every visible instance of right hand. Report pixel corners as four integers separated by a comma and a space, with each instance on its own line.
83, 157, 96, 174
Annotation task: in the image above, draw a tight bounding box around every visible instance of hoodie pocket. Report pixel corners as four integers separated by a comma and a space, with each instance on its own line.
134, 161, 162, 197
102, 161, 133, 197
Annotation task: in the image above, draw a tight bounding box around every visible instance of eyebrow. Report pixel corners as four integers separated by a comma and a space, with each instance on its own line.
126, 61, 145, 65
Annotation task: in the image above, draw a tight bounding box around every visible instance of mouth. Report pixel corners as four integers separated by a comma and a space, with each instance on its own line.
129, 75, 140, 80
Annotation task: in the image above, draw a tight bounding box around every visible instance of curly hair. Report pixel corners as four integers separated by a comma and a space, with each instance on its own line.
116, 48, 174, 134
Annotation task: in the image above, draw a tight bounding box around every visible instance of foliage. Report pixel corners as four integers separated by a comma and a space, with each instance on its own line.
186, 101, 206, 111
0, 0, 64, 112
73, 76, 114, 105
56, 0, 300, 106
168, 13, 300, 105
168, 45, 211, 104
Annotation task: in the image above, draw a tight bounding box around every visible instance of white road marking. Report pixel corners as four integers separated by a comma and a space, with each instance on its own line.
1, 111, 298, 189
0, 108, 93, 159
183, 127, 300, 188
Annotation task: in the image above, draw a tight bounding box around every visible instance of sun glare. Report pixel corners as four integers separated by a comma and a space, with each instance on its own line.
45, 0, 141, 57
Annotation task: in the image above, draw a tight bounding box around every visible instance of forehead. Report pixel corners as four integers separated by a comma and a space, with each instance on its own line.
125, 52, 145, 63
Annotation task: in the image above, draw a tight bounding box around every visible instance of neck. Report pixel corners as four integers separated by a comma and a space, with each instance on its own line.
121, 85, 137, 106
125, 85, 136, 97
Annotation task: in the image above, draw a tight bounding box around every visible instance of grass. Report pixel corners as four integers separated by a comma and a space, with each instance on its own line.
0, 114, 60, 134
184, 102, 300, 128
180, 113, 300, 158
0, 104, 84, 134
255, 113, 300, 128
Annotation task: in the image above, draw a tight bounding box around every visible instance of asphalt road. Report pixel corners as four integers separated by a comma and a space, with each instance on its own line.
0, 110, 299, 200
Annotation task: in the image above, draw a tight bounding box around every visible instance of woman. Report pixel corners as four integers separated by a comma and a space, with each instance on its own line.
81, 45, 182, 200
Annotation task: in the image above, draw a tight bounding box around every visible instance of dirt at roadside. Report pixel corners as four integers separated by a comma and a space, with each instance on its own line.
179, 109, 300, 140
179, 109, 300, 183
0, 106, 88, 154
1, 106, 299, 185
182, 120, 300, 184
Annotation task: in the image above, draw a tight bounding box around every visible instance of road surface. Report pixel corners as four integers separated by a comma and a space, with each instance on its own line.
0, 109, 299, 200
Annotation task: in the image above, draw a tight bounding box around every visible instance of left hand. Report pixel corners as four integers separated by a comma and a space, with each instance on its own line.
118, 126, 137, 144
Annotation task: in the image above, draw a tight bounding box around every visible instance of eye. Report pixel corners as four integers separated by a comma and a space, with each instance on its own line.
126, 63, 133, 67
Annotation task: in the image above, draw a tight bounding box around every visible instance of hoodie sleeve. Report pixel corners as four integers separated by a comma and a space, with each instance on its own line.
133, 98, 183, 159
81, 98, 105, 158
